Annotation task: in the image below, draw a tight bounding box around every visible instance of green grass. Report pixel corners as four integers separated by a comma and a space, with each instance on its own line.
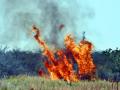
0, 75, 119, 90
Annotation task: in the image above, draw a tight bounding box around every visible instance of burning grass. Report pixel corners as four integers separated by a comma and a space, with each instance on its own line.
32, 25, 96, 82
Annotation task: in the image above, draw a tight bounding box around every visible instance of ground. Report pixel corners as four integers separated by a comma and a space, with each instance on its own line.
0, 75, 119, 90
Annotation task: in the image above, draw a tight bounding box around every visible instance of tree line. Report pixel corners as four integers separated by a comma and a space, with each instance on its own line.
0, 47, 120, 81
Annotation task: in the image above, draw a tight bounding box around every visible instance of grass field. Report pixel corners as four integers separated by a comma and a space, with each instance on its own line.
0, 75, 119, 90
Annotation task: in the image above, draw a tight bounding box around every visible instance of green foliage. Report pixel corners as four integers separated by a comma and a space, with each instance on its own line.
0, 49, 44, 77
102, 48, 120, 74
93, 48, 120, 81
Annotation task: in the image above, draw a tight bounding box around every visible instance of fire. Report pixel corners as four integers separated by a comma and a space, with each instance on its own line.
64, 35, 96, 79
32, 25, 96, 82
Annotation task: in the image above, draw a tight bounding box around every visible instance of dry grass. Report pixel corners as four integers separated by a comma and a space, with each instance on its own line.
0, 75, 119, 90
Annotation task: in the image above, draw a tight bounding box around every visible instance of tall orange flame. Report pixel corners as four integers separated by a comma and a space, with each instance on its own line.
32, 25, 96, 82
64, 35, 96, 79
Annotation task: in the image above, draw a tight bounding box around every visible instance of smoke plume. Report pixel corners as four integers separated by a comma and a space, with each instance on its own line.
0, 0, 94, 51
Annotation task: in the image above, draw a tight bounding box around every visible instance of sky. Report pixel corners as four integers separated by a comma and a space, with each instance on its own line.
87, 0, 120, 50
0, 0, 120, 51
